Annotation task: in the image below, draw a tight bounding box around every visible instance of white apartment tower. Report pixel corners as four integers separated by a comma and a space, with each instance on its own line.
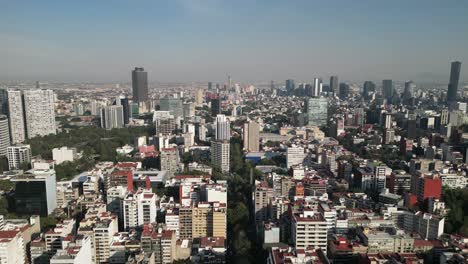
215, 114, 230, 141
7, 144, 32, 170
0, 115, 10, 156
23, 89, 56, 138
6, 90, 26, 144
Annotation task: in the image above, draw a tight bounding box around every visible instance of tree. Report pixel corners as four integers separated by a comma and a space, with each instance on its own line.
40, 216, 57, 231
19, 161, 31, 171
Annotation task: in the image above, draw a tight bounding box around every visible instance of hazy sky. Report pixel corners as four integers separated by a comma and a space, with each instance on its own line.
1, 0, 468, 83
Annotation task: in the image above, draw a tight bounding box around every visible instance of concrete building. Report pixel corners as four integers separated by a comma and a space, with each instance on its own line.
49, 236, 93, 264
23, 89, 56, 138
286, 146, 305, 168
0, 115, 10, 156
160, 97, 183, 118
100, 105, 124, 130
291, 211, 328, 252
211, 140, 230, 173
215, 114, 230, 141
243, 121, 260, 152
132, 67, 149, 103
160, 148, 180, 178
306, 97, 328, 126
123, 189, 157, 230
6, 90, 26, 144
92, 217, 119, 264
7, 144, 31, 170
254, 182, 273, 224
0, 230, 25, 264
52, 147, 77, 165
45, 219, 76, 254
141, 225, 175, 264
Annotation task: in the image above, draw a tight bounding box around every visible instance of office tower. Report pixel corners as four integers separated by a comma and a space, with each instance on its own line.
215, 114, 230, 141
0, 115, 10, 156
211, 140, 230, 173
363, 81, 376, 99
11, 169, 57, 216
339, 83, 349, 99
382, 80, 394, 101
211, 97, 221, 116
100, 105, 124, 129
228, 75, 232, 90
286, 146, 305, 168
132, 67, 148, 103
330, 76, 339, 94
354, 108, 365, 126
285, 79, 295, 95
160, 148, 180, 178
416, 175, 442, 204
23, 89, 56, 138
243, 121, 260, 152
270, 80, 275, 91
118, 97, 130, 124
183, 102, 195, 119
7, 144, 31, 170
305, 98, 328, 126
6, 90, 26, 144
0, 89, 7, 115
160, 96, 183, 118
403, 81, 415, 101
312, 78, 322, 97
292, 212, 328, 251
208, 82, 213, 91
383, 128, 395, 144
389, 170, 412, 195
195, 89, 204, 106
447, 61, 462, 103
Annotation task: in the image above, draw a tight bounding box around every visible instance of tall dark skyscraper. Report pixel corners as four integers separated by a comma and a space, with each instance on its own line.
211, 97, 221, 116
208, 82, 213, 91
132, 67, 148, 103
447, 61, 462, 103
382, 80, 394, 101
330, 76, 339, 94
286, 79, 295, 95
363, 81, 376, 99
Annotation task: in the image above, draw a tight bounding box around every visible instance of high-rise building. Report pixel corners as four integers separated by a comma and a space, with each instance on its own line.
208, 82, 213, 91
416, 175, 442, 204
100, 105, 124, 129
382, 80, 394, 101
211, 140, 230, 173
117, 97, 131, 124
6, 90, 26, 144
254, 182, 273, 224
160, 97, 183, 118
306, 98, 328, 126
211, 97, 221, 116
153, 111, 176, 136
11, 168, 57, 216
0, 89, 8, 115
338, 83, 350, 99
195, 89, 204, 106
23, 89, 56, 138
312, 78, 322, 97
330, 76, 339, 94
0, 115, 10, 156
7, 144, 31, 170
141, 225, 176, 264
160, 148, 180, 178
215, 114, 230, 141
243, 121, 260, 152
447, 61, 462, 103
183, 102, 195, 119
132, 67, 148, 103
0, 230, 26, 264
363, 81, 376, 99
123, 189, 157, 230
285, 79, 295, 95
403, 81, 415, 101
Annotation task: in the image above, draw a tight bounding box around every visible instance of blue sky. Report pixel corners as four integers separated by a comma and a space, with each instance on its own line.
1, 0, 468, 83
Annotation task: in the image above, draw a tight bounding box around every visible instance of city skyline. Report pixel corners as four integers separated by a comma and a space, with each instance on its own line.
1, 0, 468, 82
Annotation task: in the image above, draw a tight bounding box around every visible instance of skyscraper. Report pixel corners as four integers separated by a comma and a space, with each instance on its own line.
339, 83, 350, 99
132, 67, 148, 103
286, 79, 295, 95
312, 78, 322, 97
215, 114, 230, 141
382, 80, 394, 101
6, 90, 26, 144
363, 81, 376, 99
243, 121, 260, 152
447, 61, 462, 103
0, 115, 10, 156
330, 76, 339, 94
211, 97, 221, 116
403, 81, 415, 101
208, 82, 213, 91
23, 89, 56, 138
306, 98, 328, 126
100, 105, 124, 129
211, 140, 230, 173
0, 89, 7, 115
